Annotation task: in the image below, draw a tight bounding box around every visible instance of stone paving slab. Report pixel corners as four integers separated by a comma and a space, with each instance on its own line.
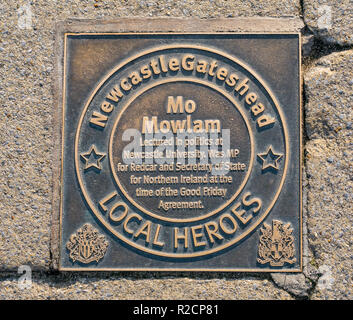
303, 50, 353, 299
303, 0, 353, 45
304, 50, 353, 140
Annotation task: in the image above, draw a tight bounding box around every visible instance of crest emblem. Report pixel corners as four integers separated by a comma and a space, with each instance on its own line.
257, 220, 296, 267
66, 224, 109, 264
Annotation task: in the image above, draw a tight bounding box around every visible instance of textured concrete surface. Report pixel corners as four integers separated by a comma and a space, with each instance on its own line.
303, 0, 353, 45
0, 0, 302, 272
304, 50, 353, 141
304, 50, 353, 299
0, 0, 352, 300
0, 272, 293, 300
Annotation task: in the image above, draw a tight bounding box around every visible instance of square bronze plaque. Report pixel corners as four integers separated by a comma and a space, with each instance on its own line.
54, 19, 302, 272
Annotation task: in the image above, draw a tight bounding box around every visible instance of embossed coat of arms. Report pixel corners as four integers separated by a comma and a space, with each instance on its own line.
257, 220, 296, 267
66, 224, 109, 264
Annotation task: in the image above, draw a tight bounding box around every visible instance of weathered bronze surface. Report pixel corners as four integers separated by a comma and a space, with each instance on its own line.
57, 26, 301, 271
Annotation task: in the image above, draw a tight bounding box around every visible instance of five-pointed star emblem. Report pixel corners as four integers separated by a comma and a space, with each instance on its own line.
80, 145, 106, 171
257, 146, 283, 171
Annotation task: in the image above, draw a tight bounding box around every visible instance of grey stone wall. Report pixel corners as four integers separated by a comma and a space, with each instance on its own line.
0, 0, 351, 300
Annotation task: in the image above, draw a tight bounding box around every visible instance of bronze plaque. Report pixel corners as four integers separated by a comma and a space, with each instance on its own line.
56, 22, 302, 271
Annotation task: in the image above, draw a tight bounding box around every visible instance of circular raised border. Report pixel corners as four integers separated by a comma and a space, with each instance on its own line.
74, 44, 289, 258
